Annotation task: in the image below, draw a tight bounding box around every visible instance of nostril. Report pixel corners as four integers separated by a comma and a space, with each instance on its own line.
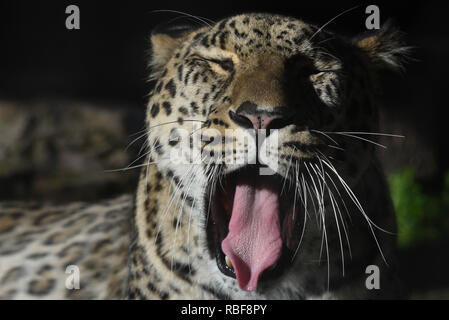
265, 117, 290, 131
228, 110, 254, 129
229, 110, 292, 131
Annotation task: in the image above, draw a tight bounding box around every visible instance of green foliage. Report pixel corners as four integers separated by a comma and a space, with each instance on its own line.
388, 168, 449, 248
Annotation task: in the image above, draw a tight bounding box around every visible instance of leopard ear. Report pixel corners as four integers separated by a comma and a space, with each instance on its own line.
150, 24, 196, 76
354, 21, 412, 72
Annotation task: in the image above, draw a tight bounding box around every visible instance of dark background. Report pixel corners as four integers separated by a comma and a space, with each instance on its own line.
1, 0, 449, 298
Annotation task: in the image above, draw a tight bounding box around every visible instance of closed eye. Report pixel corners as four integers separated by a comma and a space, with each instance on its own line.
209, 58, 234, 72
192, 55, 234, 72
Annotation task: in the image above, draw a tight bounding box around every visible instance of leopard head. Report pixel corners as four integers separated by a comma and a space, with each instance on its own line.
142, 13, 408, 298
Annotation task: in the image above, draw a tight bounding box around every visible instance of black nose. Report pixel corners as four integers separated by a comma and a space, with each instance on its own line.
229, 101, 292, 131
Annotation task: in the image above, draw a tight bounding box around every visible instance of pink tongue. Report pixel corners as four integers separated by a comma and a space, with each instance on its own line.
221, 181, 282, 292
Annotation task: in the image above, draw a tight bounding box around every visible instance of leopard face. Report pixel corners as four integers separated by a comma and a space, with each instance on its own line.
133, 13, 408, 299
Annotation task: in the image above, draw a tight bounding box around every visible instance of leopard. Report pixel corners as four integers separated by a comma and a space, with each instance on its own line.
0, 13, 410, 300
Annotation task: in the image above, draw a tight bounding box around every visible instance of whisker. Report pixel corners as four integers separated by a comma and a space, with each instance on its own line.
324, 132, 388, 149
104, 161, 160, 172
125, 132, 148, 152
330, 132, 405, 138
147, 119, 206, 132
327, 145, 345, 151
327, 182, 345, 276
328, 182, 353, 260
321, 160, 391, 265
304, 162, 323, 224
151, 9, 215, 27
310, 129, 340, 146
323, 160, 394, 234
292, 165, 308, 262
325, 172, 352, 224
128, 127, 148, 138
308, 5, 360, 42
303, 169, 319, 227
124, 149, 153, 170
281, 148, 295, 196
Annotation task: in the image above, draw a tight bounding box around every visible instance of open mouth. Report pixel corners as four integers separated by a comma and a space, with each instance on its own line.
206, 165, 304, 292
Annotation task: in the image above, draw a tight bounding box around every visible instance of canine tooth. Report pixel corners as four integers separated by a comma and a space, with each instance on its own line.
225, 256, 233, 269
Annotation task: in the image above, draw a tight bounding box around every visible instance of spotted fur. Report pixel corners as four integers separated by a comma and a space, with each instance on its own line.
0, 13, 409, 300
0, 195, 131, 299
